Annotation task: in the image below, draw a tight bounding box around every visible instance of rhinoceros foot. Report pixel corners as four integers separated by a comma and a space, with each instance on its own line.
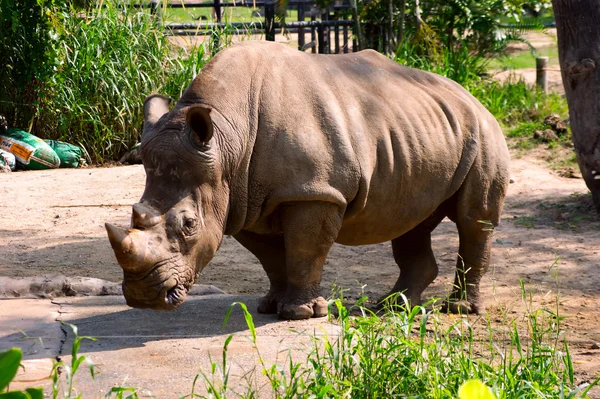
276, 296, 329, 320
257, 290, 286, 314
441, 298, 483, 315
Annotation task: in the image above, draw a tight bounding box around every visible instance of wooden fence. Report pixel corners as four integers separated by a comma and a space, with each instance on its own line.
148, 0, 357, 53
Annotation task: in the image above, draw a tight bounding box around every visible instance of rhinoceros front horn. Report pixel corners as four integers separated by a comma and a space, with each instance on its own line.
105, 223, 143, 272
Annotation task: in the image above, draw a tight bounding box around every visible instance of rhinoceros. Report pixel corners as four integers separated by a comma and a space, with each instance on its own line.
105, 41, 510, 320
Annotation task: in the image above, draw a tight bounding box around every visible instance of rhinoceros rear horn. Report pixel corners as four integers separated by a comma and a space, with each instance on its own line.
143, 94, 172, 135
131, 202, 160, 228
186, 105, 214, 144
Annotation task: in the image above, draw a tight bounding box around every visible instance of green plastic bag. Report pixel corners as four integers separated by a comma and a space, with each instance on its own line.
44, 140, 83, 168
0, 148, 16, 170
0, 155, 10, 172
0, 129, 60, 170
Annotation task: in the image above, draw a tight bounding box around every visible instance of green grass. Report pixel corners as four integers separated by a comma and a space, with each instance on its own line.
467, 79, 568, 127
488, 45, 558, 71
164, 6, 298, 23
498, 11, 556, 27
506, 122, 547, 138
3, 290, 598, 398
505, 121, 572, 154
513, 215, 537, 228
175, 293, 600, 398
549, 152, 578, 170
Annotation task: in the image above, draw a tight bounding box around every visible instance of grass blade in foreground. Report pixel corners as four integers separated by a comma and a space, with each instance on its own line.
199, 292, 598, 399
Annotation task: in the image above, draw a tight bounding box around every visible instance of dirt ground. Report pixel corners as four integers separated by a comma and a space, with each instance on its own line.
1, 149, 599, 384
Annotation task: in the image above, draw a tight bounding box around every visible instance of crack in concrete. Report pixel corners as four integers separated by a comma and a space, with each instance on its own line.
51, 299, 68, 364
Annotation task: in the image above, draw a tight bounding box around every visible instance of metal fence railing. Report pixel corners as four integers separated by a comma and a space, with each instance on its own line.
147, 0, 357, 53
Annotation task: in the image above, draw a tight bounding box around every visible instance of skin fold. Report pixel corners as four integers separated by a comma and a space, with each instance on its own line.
106, 41, 510, 320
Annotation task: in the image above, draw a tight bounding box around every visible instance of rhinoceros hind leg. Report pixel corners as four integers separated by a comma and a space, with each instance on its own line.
378, 211, 445, 308
233, 231, 287, 314
443, 170, 508, 315
442, 224, 492, 315
277, 202, 343, 320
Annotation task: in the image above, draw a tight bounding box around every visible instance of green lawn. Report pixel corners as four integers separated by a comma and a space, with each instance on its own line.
488, 45, 558, 71
164, 5, 298, 23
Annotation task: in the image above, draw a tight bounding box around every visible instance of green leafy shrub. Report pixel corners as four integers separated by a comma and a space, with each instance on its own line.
395, 39, 488, 85
1, 0, 208, 163
0, 0, 64, 130
35, 2, 208, 163
473, 80, 568, 129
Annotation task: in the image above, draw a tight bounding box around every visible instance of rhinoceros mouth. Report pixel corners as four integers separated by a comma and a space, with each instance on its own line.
165, 283, 188, 308
122, 254, 194, 310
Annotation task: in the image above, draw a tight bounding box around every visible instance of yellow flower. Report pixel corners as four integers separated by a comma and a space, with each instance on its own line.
458, 379, 497, 399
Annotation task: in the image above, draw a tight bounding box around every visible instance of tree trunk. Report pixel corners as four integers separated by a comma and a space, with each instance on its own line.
397, 0, 407, 48
415, 0, 422, 30
552, 0, 600, 212
388, 0, 394, 55
350, 0, 363, 50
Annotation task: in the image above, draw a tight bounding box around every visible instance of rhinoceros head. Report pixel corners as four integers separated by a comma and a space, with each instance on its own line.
105, 94, 229, 310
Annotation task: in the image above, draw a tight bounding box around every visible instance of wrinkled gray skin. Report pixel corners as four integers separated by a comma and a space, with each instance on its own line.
106, 41, 510, 320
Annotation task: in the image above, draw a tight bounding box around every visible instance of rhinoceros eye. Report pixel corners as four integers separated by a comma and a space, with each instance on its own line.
182, 217, 198, 236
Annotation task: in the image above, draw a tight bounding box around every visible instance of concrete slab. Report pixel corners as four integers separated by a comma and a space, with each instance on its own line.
52, 295, 339, 397
0, 276, 226, 299
0, 299, 62, 389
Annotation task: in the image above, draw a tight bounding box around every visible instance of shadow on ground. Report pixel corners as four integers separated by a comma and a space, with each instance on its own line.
507, 191, 600, 231
2, 295, 282, 360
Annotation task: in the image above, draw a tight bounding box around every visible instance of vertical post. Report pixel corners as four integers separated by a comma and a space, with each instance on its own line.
343, 24, 348, 53
536, 56, 548, 94
215, 0, 222, 22
211, 0, 221, 51
317, 23, 324, 54
311, 13, 317, 53
334, 19, 340, 54
298, 2, 305, 50
319, 10, 329, 53
349, 0, 361, 50
265, 1, 276, 41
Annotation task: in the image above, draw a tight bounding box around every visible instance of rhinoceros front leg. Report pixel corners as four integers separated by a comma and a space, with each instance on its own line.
233, 231, 287, 314
278, 202, 343, 320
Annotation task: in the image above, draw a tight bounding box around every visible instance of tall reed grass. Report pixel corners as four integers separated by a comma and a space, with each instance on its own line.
0, 0, 208, 163
38, 2, 208, 162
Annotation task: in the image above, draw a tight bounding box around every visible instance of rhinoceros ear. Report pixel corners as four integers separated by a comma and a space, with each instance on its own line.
186, 105, 214, 145
143, 94, 171, 136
